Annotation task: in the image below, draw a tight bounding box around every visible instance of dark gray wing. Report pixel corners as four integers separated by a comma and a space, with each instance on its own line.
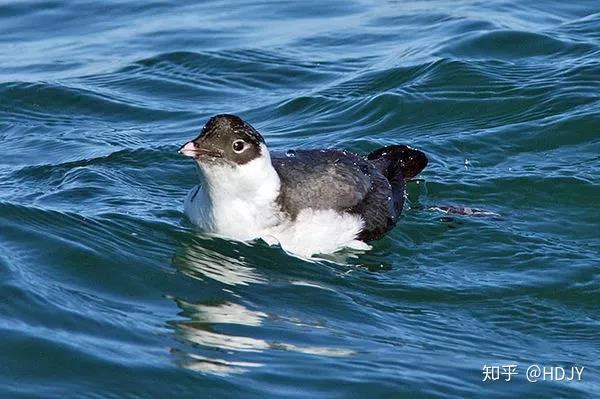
271, 150, 371, 216
271, 149, 397, 240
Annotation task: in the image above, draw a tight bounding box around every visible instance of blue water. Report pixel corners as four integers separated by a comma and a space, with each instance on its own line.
1, 1, 599, 398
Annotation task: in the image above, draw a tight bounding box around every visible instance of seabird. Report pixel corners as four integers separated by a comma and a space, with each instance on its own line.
179, 114, 427, 257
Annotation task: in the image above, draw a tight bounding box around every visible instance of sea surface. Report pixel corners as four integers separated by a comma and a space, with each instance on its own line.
0, 1, 598, 398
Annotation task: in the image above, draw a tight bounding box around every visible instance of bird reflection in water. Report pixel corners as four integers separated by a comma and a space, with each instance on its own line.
173, 235, 267, 286
169, 239, 354, 375
170, 299, 354, 375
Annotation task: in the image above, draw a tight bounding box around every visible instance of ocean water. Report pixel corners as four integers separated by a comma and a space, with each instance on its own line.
0, 0, 599, 398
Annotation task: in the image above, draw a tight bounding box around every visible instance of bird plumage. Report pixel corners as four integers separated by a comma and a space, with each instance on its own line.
180, 114, 427, 257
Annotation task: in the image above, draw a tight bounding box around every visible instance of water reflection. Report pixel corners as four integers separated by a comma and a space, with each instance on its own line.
169, 298, 354, 375
172, 350, 263, 376
176, 299, 267, 326
173, 236, 267, 286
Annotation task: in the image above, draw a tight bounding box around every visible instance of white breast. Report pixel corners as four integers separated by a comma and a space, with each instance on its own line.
184, 185, 214, 231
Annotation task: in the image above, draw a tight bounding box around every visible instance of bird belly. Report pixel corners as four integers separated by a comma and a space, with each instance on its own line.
262, 208, 369, 258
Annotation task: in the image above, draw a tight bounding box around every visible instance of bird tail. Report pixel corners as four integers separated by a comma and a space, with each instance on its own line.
367, 144, 428, 181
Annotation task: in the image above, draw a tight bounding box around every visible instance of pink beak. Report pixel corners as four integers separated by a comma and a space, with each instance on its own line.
178, 141, 197, 157
178, 141, 223, 159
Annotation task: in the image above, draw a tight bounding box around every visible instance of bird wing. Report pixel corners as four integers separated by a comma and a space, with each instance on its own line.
271, 150, 373, 217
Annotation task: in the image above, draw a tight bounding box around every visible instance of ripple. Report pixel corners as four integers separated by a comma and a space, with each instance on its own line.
441, 29, 595, 59
0, 81, 182, 127
77, 50, 334, 115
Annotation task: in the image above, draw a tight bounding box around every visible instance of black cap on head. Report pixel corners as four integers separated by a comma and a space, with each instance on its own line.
179, 114, 265, 165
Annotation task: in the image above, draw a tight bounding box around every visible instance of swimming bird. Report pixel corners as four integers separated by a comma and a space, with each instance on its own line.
179, 114, 427, 258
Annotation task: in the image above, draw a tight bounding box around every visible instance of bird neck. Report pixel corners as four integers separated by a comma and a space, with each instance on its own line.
199, 148, 281, 205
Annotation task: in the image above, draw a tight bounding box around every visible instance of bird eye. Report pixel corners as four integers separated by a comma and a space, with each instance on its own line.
232, 140, 246, 153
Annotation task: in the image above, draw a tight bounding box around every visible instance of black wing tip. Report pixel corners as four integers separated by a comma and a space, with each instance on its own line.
367, 144, 428, 180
